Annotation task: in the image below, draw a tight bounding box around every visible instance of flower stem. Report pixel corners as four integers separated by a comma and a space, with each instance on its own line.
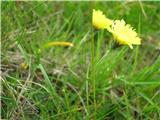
91, 27, 96, 117
96, 30, 103, 62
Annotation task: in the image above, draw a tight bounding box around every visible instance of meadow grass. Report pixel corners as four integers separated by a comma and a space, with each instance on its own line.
1, 1, 160, 120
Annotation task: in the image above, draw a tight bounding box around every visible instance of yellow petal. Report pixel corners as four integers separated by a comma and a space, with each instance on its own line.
92, 9, 113, 29
110, 19, 141, 49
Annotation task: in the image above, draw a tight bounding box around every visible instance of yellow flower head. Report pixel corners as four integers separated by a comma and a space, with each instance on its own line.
110, 20, 141, 49
92, 9, 113, 29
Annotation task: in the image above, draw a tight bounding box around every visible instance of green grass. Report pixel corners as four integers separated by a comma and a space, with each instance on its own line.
1, 1, 160, 120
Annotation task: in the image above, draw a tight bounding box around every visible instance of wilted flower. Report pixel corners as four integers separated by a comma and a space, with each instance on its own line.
43, 41, 74, 48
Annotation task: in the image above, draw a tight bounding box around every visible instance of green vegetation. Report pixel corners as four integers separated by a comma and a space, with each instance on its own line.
1, 1, 160, 120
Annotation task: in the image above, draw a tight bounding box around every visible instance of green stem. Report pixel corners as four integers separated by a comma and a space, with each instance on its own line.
91, 27, 96, 117
96, 30, 104, 62
132, 15, 141, 73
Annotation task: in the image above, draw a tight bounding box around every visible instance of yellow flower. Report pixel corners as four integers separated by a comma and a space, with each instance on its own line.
20, 62, 28, 70
92, 9, 141, 49
109, 20, 141, 49
92, 9, 113, 29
